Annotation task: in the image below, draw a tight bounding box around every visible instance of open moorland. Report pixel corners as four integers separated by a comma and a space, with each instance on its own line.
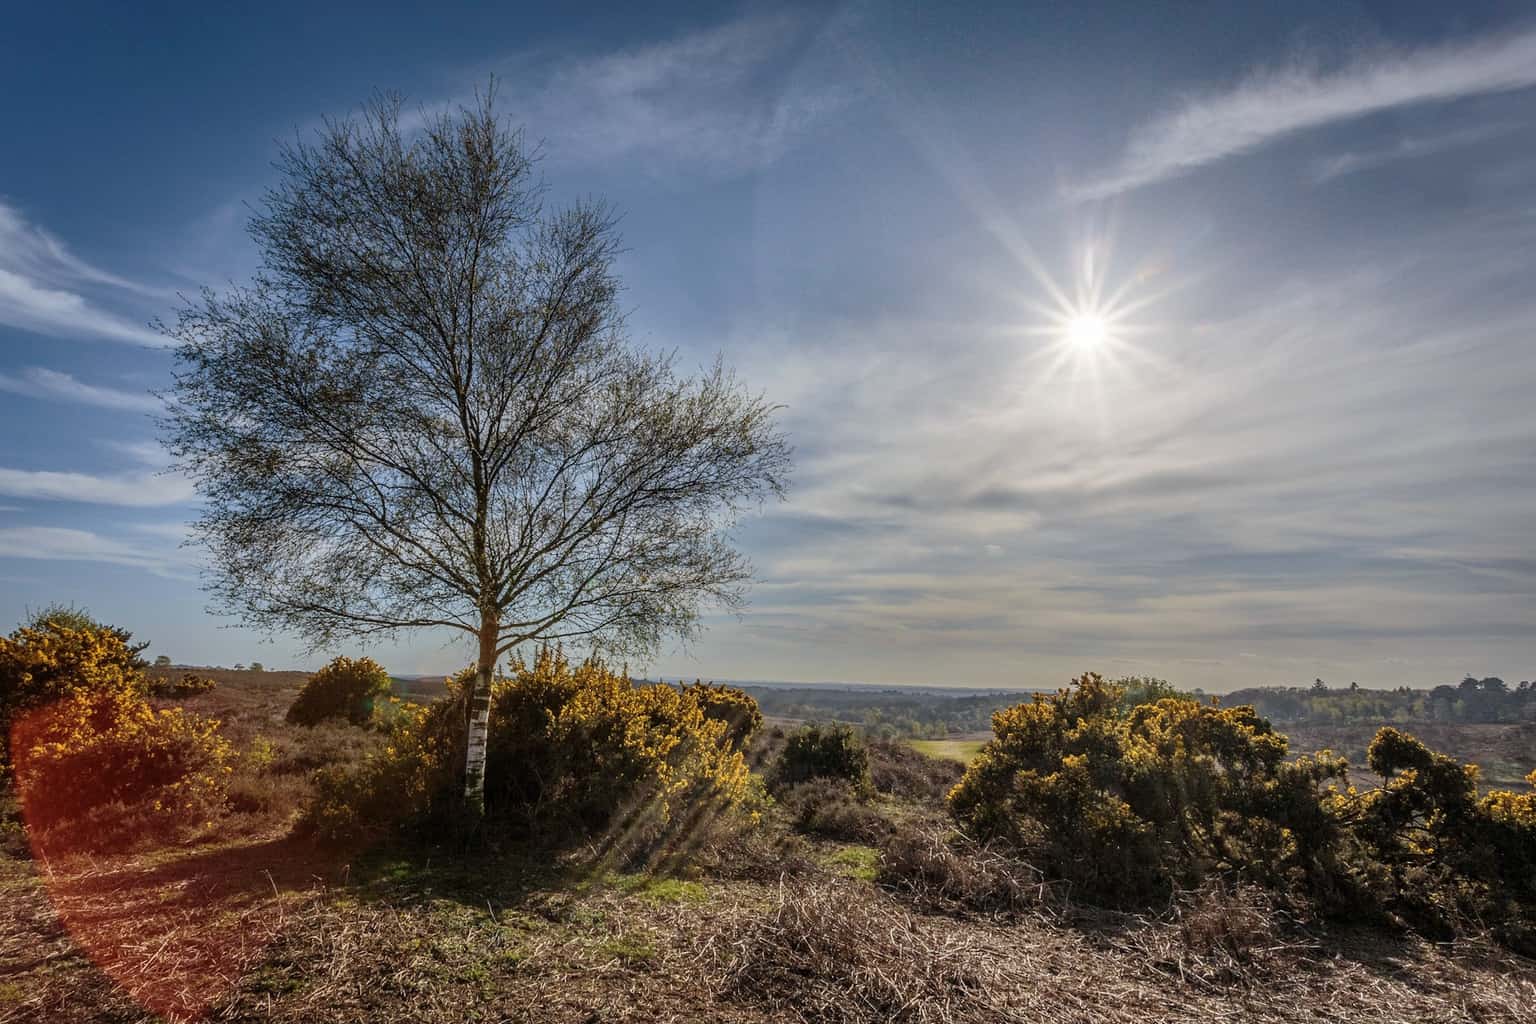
3, 655, 1535, 1024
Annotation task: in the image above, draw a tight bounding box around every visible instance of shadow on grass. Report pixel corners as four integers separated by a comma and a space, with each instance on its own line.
16, 832, 350, 1021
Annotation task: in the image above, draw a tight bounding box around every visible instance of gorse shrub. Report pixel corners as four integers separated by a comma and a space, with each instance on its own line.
1332, 729, 1536, 947
682, 680, 763, 751
950, 673, 1348, 905
286, 656, 393, 727
771, 723, 870, 793
10, 688, 231, 839
306, 649, 761, 855
0, 619, 148, 760
948, 673, 1536, 949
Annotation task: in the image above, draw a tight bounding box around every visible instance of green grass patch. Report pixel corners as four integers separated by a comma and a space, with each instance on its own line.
603, 871, 708, 903
826, 843, 880, 881
595, 933, 656, 964
909, 738, 986, 764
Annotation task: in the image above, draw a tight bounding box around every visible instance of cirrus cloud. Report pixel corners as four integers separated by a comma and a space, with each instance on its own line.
1072, 27, 1536, 199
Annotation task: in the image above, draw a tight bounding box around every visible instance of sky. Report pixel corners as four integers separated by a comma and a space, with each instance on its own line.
1, 1, 1533, 690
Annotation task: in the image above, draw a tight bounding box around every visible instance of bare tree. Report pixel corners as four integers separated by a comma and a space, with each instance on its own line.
162, 91, 790, 812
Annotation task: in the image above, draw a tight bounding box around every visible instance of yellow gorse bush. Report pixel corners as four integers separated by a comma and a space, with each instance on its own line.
2, 618, 232, 843
307, 647, 759, 848
949, 673, 1536, 951
11, 684, 232, 833
286, 655, 394, 727
0, 621, 147, 759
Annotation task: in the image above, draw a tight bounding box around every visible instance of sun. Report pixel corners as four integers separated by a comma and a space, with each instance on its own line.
1064, 312, 1109, 350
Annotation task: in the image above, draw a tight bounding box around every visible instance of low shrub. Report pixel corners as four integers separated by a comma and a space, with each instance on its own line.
286, 656, 393, 727
867, 740, 963, 804
1117, 881, 1304, 991
698, 828, 817, 881
147, 672, 217, 699
718, 880, 1023, 1024
10, 688, 231, 839
771, 723, 870, 793
305, 648, 761, 857
781, 778, 890, 841
877, 826, 1043, 916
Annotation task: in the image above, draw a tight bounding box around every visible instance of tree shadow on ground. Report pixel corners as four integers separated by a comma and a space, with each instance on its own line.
21, 831, 349, 1021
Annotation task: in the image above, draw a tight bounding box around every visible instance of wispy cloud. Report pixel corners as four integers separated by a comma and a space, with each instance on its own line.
0, 466, 192, 507
0, 199, 171, 346
0, 526, 193, 578
0, 366, 162, 412
1073, 27, 1536, 198
1312, 122, 1520, 182
395, 12, 857, 177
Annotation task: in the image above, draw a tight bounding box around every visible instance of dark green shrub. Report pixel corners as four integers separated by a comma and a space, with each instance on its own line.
286, 656, 393, 727
147, 673, 217, 699
771, 723, 870, 793
1335, 729, 1536, 948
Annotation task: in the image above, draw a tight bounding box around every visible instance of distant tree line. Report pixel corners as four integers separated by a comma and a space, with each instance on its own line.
742, 687, 1020, 739
742, 676, 1203, 740
1228, 677, 1536, 726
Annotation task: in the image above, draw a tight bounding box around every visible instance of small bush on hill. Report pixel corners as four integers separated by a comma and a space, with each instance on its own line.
771, 723, 870, 793
147, 672, 218, 699
286, 656, 393, 727
867, 740, 963, 804
10, 688, 231, 841
306, 649, 761, 856
1, 618, 148, 760
781, 778, 890, 841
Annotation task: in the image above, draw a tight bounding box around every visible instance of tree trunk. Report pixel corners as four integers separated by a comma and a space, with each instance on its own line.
463, 614, 498, 813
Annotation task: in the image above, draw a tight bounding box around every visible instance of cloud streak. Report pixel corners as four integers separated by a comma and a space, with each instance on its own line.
0, 526, 193, 578
400, 11, 858, 177
0, 465, 192, 507
1311, 122, 1520, 182
1073, 27, 1536, 198
0, 200, 171, 346
0, 366, 162, 412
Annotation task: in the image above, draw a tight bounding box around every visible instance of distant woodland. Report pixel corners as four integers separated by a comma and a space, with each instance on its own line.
745, 675, 1536, 740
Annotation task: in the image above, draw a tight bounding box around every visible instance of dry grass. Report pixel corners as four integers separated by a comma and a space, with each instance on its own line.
708, 879, 1536, 1024
4, 818, 1535, 1024
876, 825, 1050, 917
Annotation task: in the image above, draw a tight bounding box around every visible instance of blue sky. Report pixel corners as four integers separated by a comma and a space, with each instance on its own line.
1, 1, 1533, 689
